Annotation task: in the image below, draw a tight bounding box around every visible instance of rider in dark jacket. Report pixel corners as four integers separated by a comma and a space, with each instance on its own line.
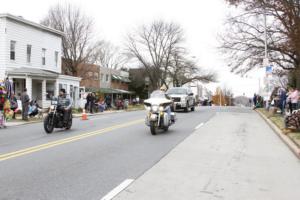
58, 89, 72, 125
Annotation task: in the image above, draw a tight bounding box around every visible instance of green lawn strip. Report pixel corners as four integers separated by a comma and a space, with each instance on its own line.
127, 104, 145, 111
288, 133, 300, 147
257, 108, 300, 148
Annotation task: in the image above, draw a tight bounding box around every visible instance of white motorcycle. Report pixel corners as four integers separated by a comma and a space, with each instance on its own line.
144, 90, 176, 135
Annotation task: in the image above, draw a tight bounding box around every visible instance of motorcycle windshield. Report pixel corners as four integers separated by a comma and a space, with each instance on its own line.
145, 90, 172, 106
150, 90, 167, 98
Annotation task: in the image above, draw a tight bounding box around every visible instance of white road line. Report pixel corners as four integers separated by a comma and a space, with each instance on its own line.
101, 179, 134, 200
195, 122, 204, 130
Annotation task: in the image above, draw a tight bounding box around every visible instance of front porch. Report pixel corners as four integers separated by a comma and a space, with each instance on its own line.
11, 77, 57, 109
7, 68, 81, 109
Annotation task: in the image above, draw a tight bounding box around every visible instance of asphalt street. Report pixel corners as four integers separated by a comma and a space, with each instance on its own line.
115, 108, 300, 200
0, 107, 216, 200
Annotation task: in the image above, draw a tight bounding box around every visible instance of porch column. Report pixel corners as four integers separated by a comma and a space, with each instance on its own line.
42, 80, 46, 107
55, 81, 59, 96
25, 77, 32, 99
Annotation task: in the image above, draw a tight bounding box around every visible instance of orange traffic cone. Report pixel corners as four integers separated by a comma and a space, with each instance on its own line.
81, 109, 88, 120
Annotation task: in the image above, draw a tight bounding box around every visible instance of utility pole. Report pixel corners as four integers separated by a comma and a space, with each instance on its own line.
219, 88, 222, 106
263, 7, 271, 108
264, 8, 268, 60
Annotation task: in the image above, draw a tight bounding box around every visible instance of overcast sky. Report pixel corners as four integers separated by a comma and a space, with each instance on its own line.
0, 0, 265, 97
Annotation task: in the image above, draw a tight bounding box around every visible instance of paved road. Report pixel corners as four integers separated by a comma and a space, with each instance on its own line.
0, 107, 216, 200
115, 108, 300, 200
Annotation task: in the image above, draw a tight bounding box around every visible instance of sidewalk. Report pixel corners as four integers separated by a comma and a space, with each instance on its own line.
113, 111, 300, 200
256, 108, 300, 158
5, 108, 143, 127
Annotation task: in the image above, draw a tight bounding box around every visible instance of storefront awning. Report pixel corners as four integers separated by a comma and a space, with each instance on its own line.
114, 89, 135, 94
99, 88, 135, 94
83, 87, 135, 94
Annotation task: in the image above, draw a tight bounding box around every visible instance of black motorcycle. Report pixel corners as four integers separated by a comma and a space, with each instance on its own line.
44, 98, 72, 134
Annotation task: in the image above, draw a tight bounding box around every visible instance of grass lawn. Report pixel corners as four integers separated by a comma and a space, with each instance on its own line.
127, 104, 145, 111
257, 108, 300, 148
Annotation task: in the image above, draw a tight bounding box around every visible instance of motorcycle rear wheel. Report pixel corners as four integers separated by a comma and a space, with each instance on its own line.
163, 126, 169, 132
66, 116, 72, 130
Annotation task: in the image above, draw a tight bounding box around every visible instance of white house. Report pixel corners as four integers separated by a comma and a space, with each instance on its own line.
0, 13, 81, 108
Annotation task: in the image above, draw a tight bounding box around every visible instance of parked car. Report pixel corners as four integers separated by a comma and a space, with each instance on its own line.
166, 87, 195, 112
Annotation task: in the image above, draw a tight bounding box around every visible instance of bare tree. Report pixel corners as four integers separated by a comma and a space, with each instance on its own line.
126, 20, 185, 90
41, 3, 100, 76
221, 0, 300, 76
126, 20, 216, 91
95, 41, 127, 69
169, 49, 216, 86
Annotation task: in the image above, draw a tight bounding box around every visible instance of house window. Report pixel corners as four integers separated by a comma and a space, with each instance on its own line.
106, 74, 109, 82
54, 51, 58, 67
27, 45, 31, 63
100, 73, 104, 82
42, 48, 46, 65
46, 81, 55, 100
10, 41, 16, 60
94, 72, 99, 80
88, 71, 93, 78
59, 83, 67, 93
70, 85, 74, 98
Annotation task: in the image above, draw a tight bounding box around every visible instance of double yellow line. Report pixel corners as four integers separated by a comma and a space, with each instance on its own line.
0, 118, 144, 162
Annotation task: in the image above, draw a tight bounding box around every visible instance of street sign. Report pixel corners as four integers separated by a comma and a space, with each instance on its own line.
266, 65, 273, 75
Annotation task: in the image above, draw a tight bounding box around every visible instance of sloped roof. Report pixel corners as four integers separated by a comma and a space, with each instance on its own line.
7, 67, 59, 78
0, 13, 64, 36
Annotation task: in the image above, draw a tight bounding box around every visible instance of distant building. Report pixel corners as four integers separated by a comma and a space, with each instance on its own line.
77, 63, 100, 92
99, 66, 133, 102
0, 13, 81, 108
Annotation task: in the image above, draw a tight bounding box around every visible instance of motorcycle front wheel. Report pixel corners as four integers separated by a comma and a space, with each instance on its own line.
44, 115, 54, 134
150, 121, 157, 135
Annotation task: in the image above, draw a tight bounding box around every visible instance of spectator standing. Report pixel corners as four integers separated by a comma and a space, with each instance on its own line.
4, 77, 12, 99
85, 93, 91, 111
287, 86, 299, 113
278, 87, 287, 114
253, 93, 257, 108
10, 93, 18, 119
20, 88, 30, 121
105, 95, 112, 109
90, 93, 96, 113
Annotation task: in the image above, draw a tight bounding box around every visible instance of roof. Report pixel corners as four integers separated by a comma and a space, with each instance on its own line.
58, 75, 82, 82
7, 67, 59, 78
0, 13, 64, 36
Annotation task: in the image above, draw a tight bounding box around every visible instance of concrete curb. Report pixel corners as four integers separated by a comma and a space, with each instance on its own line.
256, 110, 300, 159
5, 109, 145, 127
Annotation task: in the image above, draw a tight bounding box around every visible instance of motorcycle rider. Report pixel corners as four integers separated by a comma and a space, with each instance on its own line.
159, 85, 174, 122
58, 88, 73, 125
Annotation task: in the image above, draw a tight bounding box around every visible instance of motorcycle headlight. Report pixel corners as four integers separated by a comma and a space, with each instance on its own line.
152, 105, 158, 112
50, 105, 55, 110
145, 106, 151, 111
159, 106, 164, 112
